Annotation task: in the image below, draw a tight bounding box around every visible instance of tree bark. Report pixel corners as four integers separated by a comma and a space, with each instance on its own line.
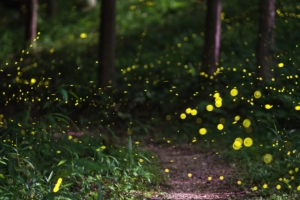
256, 0, 276, 82
98, 0, 116, 87
24, 0, 38, 46
47, 0, 56, 18
201, 0, 222, 76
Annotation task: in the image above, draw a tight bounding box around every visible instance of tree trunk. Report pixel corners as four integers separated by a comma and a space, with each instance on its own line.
201, 0, 222, 76
47, 0, 56, 18
98, 0, 116, 87
24, 0, 38, 47
256, 0, 275, 82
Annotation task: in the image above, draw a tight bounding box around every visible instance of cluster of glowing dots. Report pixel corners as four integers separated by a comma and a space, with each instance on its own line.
253, 184, 287, 191
165, 169, 226, 181
233, 137, 253, 150
213, 92, 222, 108
229, 87, 287, 110
251, 168, 300, 191
180, 108, 198, 119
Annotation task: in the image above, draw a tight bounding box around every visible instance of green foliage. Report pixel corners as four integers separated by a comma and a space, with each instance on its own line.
0, 120, 161, 199
1, 0, 300, 198
224, 126, 300, 196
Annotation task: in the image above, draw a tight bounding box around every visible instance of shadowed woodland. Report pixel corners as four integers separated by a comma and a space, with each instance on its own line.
0, 0, 300, 199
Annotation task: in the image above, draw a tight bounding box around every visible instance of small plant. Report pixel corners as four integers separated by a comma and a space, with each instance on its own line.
226, 125, 300, 197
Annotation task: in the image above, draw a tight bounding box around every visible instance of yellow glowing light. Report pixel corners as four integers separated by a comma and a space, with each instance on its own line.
206, 105, 214, 111
215, 99, 222, 107
234, 115, 240, 121
165, 169, 169, 173
208, 176, 212, 181
283, 178, 289, 183
295, 106, 300, 110
230, 88, 238, 97
188, 173, 192, 178
199, 128, 207, 135
180, 113, 186, 119
146, 1, 154, 6
242, 119, 251, 128
219, 176, 224, 180
235, 137, 243, 143
278, 63, 284, 68
130, 5, 136, 10
213, 92, 220, 98
73, 138, 79, 143
186, 108, 191, 114
30, 78, 36, 85
263, 184, 268, 189
244, 137, 253, 147
80, 33, 87, 39
276, 184, 281, 190
53, 178, 63, 193
263, 153, 273, 164
233, 140, 242, 150
217, 124, 224, 130
265, 104, 273, 109
215, 95, 222, 101
254, 90, 261, 98
191, 109, 197, 116
220, 12, 226, 21
237, 180, 242, 185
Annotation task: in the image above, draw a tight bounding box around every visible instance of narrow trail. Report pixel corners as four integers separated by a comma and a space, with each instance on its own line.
147, 144, 247, 200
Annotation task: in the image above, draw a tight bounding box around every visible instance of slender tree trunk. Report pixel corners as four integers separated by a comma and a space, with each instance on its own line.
24, 0, 38, 46
256, 0, 275, 82
201, 0, 222, 76
47, 0, 56, 18
98, 0, 116, 87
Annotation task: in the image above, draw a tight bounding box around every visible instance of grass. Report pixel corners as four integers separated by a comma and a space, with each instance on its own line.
0, 0, 300, 199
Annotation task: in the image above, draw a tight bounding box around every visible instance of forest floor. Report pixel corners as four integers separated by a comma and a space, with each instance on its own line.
146, 143, 251, 200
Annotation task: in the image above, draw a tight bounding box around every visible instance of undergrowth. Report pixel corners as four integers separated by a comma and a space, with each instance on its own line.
0, 0, 300, 199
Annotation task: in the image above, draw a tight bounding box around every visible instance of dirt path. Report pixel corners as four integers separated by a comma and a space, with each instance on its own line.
147, 143, 246, 200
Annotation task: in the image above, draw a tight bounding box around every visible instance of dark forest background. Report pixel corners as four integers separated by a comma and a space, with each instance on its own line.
0, 0, 300, 199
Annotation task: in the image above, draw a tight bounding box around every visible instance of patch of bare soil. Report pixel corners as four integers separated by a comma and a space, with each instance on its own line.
146, 143, 247, 200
